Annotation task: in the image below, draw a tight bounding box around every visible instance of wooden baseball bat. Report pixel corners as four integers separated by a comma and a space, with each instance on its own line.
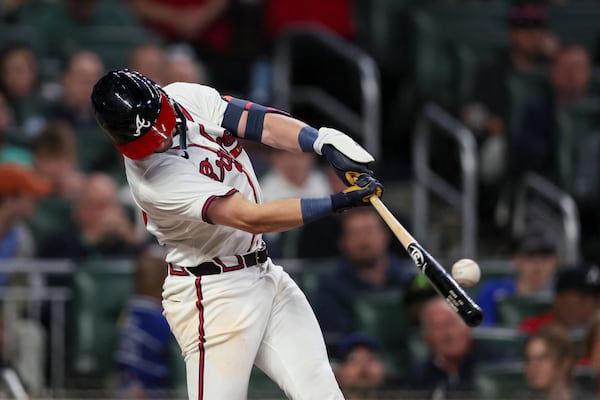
369, 196, 484, 327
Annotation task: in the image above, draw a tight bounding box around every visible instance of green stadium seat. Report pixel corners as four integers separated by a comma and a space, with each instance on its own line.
507, 69, 550, 145
62, 26, 160, 70
29, 195, 73, 249
555, 103, 600, 190
573, 366, 598, 395
293, 258, 337, 302
75, 128, 123, 174
474, 361, 527, 399
353, 290, 411, 372
169, 340, 187, 396
496, 295, 553, 327
354, 0, 416, 73
73, 259, 135, 379
549, 4, 600, 57
0, 23, 47, 57
248, 367, 285, 399
410, 1, 508, 108
471, 326, 526, 360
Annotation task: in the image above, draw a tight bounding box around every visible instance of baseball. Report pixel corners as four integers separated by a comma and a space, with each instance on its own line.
451, 258, 481, 287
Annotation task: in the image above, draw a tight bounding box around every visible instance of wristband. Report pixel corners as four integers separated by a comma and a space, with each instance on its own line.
298, 126, 319, 152
300, 197, 333, 223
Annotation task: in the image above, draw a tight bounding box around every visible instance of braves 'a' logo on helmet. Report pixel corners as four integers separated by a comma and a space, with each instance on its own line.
135, 114, 152, 136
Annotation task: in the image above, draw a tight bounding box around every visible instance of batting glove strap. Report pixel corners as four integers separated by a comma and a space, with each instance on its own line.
331, 175, 384, 212
323, 144, 373, 186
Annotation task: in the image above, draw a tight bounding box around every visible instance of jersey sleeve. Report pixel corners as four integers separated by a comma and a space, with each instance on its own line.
163, 82, 228, 126
135, 158, 238, 224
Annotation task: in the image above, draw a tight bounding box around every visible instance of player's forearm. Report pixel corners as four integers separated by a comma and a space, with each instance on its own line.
209, 195, 306, 234
260, 113, 309, 153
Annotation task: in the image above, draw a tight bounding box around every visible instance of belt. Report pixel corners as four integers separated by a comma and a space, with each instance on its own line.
174, 248, 268, 277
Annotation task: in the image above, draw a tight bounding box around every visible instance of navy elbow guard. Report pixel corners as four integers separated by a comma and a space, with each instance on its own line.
221, 96, 289, 143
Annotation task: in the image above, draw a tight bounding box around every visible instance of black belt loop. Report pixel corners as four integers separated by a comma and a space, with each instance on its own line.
181, 247, 268, 277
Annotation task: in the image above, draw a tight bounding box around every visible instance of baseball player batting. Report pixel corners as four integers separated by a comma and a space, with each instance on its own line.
90, 69, 383, 400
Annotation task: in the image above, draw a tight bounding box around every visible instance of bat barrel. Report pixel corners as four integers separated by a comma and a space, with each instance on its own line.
408, 243, 485, 327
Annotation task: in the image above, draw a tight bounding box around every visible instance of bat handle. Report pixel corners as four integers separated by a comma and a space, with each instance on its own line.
368, 196, 414, 248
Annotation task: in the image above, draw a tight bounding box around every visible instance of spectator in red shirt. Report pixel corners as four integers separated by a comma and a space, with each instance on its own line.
128, 0, 238, 92
265, 0, 355, 41
128, 0, 231, 51
519, 265, 600, 335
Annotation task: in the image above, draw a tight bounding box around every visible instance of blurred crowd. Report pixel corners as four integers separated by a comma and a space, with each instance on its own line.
0, 0, 599, 399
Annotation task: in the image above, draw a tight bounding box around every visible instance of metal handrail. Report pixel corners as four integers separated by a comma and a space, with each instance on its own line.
1, 368, 29, 400
0, 260, 73, 396
512, 172, 580, 266
273, 26, 381, 160
413, 103, 478, 257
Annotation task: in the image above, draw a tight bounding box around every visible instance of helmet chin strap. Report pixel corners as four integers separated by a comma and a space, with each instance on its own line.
173, 103, 188, 150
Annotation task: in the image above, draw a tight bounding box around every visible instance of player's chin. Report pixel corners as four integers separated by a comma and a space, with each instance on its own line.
155, 136, 174, 153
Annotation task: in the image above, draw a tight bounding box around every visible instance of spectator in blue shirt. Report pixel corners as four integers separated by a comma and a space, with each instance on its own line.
116, 244, 174, 398
476, 229, 559, 326
312, 208, 415, 345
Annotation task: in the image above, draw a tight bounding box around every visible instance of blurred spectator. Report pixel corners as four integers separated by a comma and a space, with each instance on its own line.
45, 50, 104, 130
0, 90, 31, 164
464, 3, 555, 139
0, 309, 46, 396
265, 0, 355, 41
24, 0, 135, 62
128, 42, 168, 86
402, 297, 504, 398
519, 264, 600, 335
116, 244, 173, 399
0, 163, 50, 264
516, 324, 588, 400
260, 151, 330, 201
402, 274, 438, 328
0, 43, 47, 136
129, 0, 231, 48
38, 173, 144, 259
477, 229, 559, 325
583, 312, 600, 396
462, 3, 558, 219
31, 121, 85, 201
28, 122, 85, 251
312, 208, 414, 344
128, 0, 234, 90
515, 45, 595, 185
259, 150, 331, 257
0, 0, 25, 22
334, 333, 388, 399
165, 43, 207, 85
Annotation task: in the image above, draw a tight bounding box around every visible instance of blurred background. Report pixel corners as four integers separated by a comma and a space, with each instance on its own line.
0, 0, 600, 399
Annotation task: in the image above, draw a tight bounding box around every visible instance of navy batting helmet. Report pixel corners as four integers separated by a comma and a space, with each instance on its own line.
91, 69, 176, 160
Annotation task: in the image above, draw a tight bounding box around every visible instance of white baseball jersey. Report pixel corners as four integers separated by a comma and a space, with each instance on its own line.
124, 82, 264, 267
122, 82, 344, 400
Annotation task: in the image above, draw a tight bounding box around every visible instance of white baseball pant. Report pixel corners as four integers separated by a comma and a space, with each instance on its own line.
162, 259, 344, 400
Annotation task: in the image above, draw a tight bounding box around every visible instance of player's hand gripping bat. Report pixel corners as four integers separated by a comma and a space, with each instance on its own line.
369, 196, 484, 327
